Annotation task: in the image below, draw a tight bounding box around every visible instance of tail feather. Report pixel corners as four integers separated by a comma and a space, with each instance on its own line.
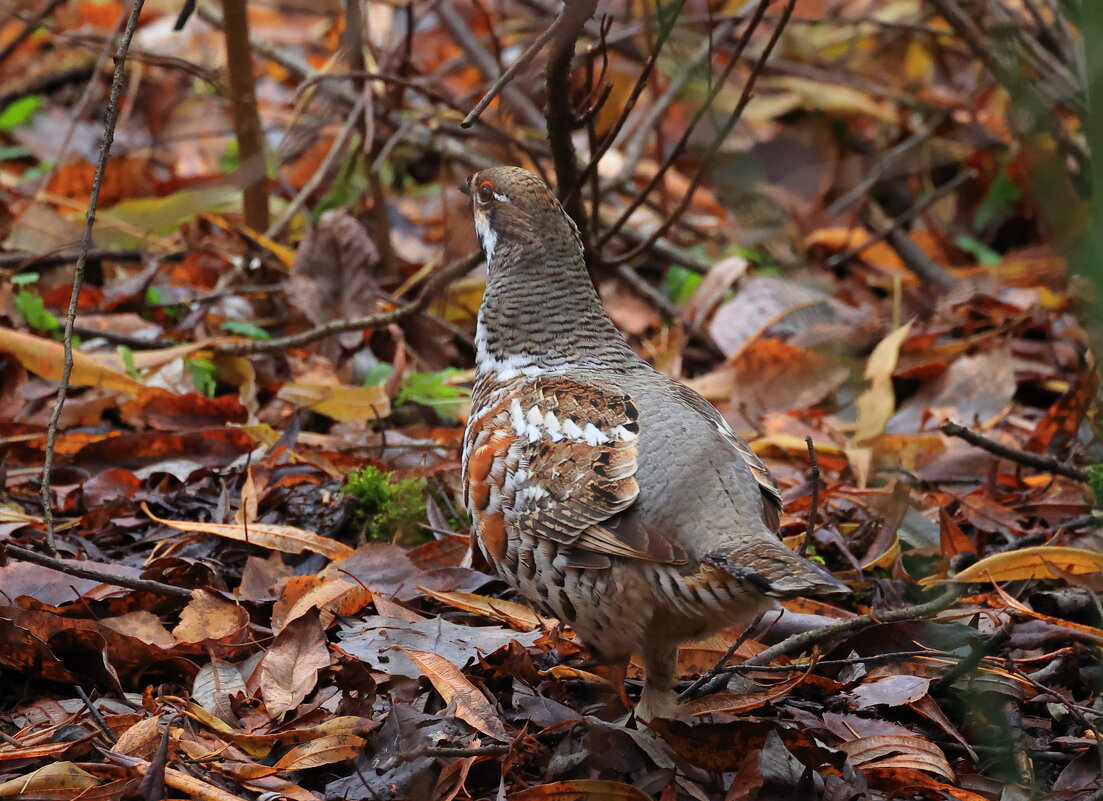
704, 540, 849, 598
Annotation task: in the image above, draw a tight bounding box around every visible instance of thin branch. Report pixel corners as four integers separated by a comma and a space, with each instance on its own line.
799, 436, 820, 558
38, 0, 145, 556
213, 252, 480, 356
461, 14, 565, 128
566, 0, 688, 208
0, 248, 184, 270
824, 171, 971, 268
2, 544, 193, 599
74, 685, 118, 744
600, 0, 791, 265
266, 88, 368, 240
436, 2, 546, 131
939, 420, 1089, 483
679, 611, 766, 701
545, 0, 598, 241
613, 264, 723, 359
220, 0, 268, 231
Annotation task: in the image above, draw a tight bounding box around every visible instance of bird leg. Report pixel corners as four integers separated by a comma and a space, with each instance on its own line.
635, 639, 679, 723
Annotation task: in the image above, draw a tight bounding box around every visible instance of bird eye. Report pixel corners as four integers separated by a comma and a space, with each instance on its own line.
477, 180, 496, 203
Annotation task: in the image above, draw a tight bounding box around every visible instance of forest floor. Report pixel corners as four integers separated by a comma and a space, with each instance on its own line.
0, 1, 1101, 799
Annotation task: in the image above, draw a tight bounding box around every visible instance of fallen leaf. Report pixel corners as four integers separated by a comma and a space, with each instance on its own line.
0, 326, 143, 396
277, 382, 391, 422
143, 502, 354, 561
404, 647, 510, 741
853, 322, 912, 443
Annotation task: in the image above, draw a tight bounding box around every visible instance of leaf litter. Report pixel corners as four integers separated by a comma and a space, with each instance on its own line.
0, 1, 1100, 799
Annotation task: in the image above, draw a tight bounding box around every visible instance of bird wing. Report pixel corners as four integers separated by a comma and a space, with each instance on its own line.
667, 380, 783, 532
463, 376, 686, 569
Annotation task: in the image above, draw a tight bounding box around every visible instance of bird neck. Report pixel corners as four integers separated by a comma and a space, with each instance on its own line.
474, 239, 639, 381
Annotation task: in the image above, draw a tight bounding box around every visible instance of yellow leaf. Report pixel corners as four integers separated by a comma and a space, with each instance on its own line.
277, 382, 391, 422
142, 502, 354, 561
929, 546, 1103, 585
853, 322, 912, 443
0, 762, 100, 795
0, 327, 143, 397
418, 588, 553, 631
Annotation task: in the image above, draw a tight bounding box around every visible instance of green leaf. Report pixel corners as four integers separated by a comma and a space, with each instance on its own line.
662, 265, 703, 306
12, 272, 40, 286
221, 320, 270, 340
396, 368, 470, 422
955, 235, 1002, 266
0, 96, 41, 132
362, 362, 394, 387
14, 290, 59, 331
186, 358, 218, 398
0, 145, 31, 161
117, 345, 140, 380
974, 171, 1021, 233
1088, 464, 1103, 504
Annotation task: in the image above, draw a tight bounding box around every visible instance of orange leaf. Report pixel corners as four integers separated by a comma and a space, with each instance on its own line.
0, 327, 143, 397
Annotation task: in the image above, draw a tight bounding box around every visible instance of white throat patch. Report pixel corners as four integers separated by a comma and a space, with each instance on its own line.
474, 212, 497, 263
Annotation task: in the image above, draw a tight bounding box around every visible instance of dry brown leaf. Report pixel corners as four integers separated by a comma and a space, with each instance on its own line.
143, 502, 354, 561
838, 734, 954, 781
418, 588, 551, 632
259, 609, 332, 719
273, 734, 366, 771
173, 590, 249, 644
0, 761, 100, 795
403, 648, 510, 741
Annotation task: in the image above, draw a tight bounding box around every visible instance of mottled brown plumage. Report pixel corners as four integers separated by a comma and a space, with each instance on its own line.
461, 166, 847, 720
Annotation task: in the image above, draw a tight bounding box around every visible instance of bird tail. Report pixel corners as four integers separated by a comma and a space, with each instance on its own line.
703, 539, 849, 598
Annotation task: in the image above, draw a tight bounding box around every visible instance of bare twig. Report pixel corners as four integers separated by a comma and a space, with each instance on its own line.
2, 544, 193, 599
0, 248, 184, 271
461, 14, 564, 128
220, 0, 268, 231
38, 0, 146, 556
436, 2, 546, 131
545, 0, 598, 241
74, 685, 118, 744
823, 171, 972, 285
213, 252, 480, 356
939, 420, 1089, 483
613, 264, 723, 359
679, 611, 766, 701
739, 586, 963, 669
799, 435, 820, 558
600, 0, 791, 265
266, 89, 369, 240
825, 110, 951, 217
566, 0, 688, 208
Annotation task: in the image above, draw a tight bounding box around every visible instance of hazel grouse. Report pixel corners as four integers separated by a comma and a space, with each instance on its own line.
460, 166, 847, 721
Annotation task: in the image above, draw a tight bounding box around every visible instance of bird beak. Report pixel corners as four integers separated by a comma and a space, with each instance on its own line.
459, 176, 473, 197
